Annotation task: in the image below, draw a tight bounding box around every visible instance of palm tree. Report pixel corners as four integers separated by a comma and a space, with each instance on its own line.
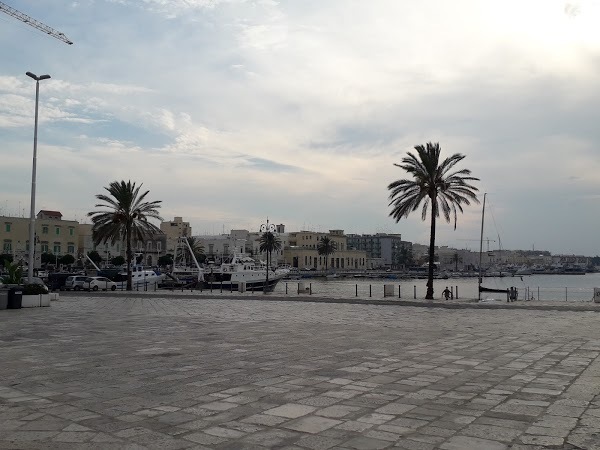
88, 180, 162, 290
259, 231, 282, 291
178, 236, 204, 266
388, 142, 479, 299
317, 236, 337, 272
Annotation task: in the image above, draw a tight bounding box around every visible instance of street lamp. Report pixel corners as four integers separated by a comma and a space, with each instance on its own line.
26, 71, 51, 283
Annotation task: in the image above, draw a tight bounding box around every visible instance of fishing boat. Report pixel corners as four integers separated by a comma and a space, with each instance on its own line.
201, 246, 289, 291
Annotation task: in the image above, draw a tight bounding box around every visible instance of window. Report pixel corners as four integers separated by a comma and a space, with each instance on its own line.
147, 241, 153, 251
5, 223, 10, 232
69, 228, 74, 236
55, 227, 60, 235
3, 240, 11, 253
41, 242, 48, 253
67, 244, 75, 254
42, 226, 48, 234
53, 243, 61, 254
157, 242, 161, 252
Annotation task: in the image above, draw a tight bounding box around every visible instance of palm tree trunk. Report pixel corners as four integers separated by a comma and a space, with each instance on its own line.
426, 201, 436, 299
126, 224, 132, 291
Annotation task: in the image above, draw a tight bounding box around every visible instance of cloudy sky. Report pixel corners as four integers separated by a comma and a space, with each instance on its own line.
1, 0, 599, 255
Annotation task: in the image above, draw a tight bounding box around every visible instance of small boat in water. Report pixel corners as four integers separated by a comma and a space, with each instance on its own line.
112, 265, 165, 289
202, 250, 289, 291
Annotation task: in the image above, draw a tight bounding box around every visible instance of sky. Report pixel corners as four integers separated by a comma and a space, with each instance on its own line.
0, 0, 599, 256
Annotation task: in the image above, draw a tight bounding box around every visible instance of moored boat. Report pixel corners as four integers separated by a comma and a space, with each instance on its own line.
200, 244, 289, 291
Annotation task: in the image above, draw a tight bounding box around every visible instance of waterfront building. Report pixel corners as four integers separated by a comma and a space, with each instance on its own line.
0, 211, 78, 268
160, 217, 191, 254
284, 230, 367, 270
78, 223, 122, 267
346, 233, 411, 269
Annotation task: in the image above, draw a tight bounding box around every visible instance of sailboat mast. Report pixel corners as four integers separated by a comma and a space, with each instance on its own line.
478, 193, 486, 301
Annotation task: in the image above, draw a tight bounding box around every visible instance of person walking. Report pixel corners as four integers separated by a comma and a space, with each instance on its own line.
442, 287, 451, 300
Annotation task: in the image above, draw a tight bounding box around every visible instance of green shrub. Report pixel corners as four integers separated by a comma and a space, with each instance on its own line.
22, 284, 48, 295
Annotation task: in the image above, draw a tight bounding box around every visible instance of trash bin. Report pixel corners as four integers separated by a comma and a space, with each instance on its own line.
0, 289, 8, 310
7, 287, 23, 309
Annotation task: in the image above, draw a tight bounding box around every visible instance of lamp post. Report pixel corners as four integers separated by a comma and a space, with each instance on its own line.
26, 71, 51, 283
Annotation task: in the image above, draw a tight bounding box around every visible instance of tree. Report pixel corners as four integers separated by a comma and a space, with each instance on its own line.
186, 237, 204, 265
87, 250, 102, 265
258, 231, 282, 291
88, 180, 162, 290
41, 252, 55, 265
317, 236, 337, 272
111, 255, 125, 266
388, 142, 479, 299
158, 254, 173, 267
60, 254, 75, 265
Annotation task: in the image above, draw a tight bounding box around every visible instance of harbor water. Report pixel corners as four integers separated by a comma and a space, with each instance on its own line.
268, 273, 600, 302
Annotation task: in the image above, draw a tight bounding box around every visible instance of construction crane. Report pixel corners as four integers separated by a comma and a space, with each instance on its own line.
0, 1, 73, 45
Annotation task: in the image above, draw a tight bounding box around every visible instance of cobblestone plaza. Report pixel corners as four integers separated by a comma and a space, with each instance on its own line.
2, 295, 600, 449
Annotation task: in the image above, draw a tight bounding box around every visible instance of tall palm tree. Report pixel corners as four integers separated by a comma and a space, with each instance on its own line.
317, 236, 337, 272
178, 236, 204, 266
259, 231, 282, 291
88, 180, 162, 290
388, 142, 479, 299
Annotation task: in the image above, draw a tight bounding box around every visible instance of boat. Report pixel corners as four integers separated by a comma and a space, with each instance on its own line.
477, 194, 509, 301
201, 249, 289, 291
515, 266, 532, 275
112, 265, 165, 290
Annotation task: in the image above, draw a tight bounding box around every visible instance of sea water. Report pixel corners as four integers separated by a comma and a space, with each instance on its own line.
270, 273, 600, 302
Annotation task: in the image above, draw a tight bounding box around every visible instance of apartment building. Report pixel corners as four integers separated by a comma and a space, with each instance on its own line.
160, 217, 191, 254
0, 211, 78, 268
346, 233, 411, 269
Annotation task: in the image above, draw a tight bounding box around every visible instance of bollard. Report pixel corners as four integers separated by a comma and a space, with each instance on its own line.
538, 286, 540, 301
414, 285, 416, 299
369, 285, 372, 297
456, 286, 459, 299
286, 283, 288, 295
310, 283, 312, 295
230, 282, 232, 293
398, 284, 401, 298
384, 284, 394, 297
450, 286, 454, 299
566, 287, 568, 302
220, 281, 223, 293
356, 284, 358, 297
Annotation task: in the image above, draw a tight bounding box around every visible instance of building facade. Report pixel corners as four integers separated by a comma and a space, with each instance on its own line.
284, 230, 367, 270
160, 217, 192, 254
346, 233, 411, 269
1, 211, 79, 268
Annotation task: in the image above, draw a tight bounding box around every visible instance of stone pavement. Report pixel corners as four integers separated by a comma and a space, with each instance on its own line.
2, 295, 600, 449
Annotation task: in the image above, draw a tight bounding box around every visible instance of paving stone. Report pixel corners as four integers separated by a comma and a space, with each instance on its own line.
264, 403, 317, 418
439, 435, 508, 449
4, 295, 600, 449
341, 436, 393, 449
283, 416, 342, 434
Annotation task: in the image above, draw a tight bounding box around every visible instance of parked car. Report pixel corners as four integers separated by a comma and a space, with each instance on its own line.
83, 276, 117, 291
20, 276, 49, 293
64, 275, 88, 291
47, 272, 74, 291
